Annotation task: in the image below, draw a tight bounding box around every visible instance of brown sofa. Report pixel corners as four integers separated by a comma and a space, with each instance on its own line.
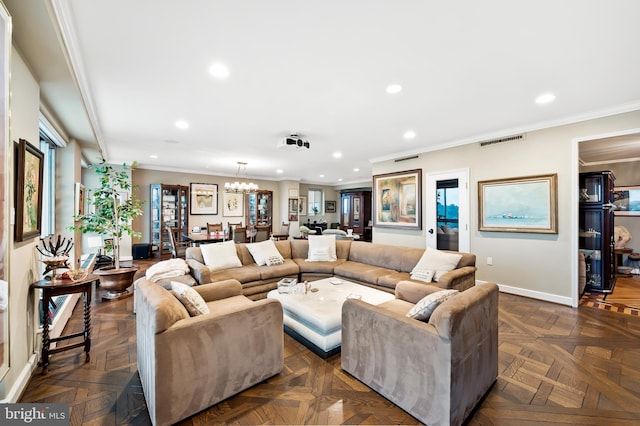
185, 239, 477, 300
342, 281, 499, 426
135, 278, 284, 426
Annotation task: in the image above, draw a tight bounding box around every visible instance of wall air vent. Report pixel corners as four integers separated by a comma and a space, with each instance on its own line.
394, 155, 419, 162
479, 134, 525, 147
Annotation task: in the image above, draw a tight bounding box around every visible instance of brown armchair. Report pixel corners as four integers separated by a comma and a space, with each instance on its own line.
136, 279, 284, 426
342, 281, 498, 426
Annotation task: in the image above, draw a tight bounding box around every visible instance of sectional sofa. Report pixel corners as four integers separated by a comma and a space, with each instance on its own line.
185, 239, 477, 300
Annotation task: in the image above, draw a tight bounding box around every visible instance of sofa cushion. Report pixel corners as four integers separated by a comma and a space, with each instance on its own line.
201, 241, 242, 271
171, 281, 210, 316
246, 240, 284, 266
411, 247, 463, 282
333, 261, 395, 285
294, 258, 346, 274
208, 266, 261, 284
306, 235, 337, 262
406, 289, 458, 321
250, 259, 299, 280
348, 241, 425, 273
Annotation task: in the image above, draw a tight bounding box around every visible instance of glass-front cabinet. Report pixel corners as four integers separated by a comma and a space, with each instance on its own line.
579, 171, 616, 293
340, 190, 372, 241
150, 184, 189, 258
246, 190, 273, 231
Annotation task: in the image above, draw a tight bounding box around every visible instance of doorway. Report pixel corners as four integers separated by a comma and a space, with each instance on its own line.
425, 169, 470, 252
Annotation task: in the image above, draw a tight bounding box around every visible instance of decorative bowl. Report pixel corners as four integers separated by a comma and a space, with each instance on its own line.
67, 268, 89, 282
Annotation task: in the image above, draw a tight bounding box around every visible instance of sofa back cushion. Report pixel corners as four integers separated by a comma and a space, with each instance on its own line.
348, 241, 425, 272
290, 239, 352, 259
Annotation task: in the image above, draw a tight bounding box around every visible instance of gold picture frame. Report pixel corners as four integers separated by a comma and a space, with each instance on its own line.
478, 173, 558, 234
373, 169, 422, 230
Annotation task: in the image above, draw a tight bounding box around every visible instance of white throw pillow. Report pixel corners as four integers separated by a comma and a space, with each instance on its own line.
410, 269, 435, 283
247, 240, 284, 266
411, 247, 463, 282
200, 240, 242, 272
406, 289, 458, 321
171, 281, 210, 316
306, 235, 337, 262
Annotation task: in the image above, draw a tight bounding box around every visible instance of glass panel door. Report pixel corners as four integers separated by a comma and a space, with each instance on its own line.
436, 179, 459, 251
426, 169, 469, 252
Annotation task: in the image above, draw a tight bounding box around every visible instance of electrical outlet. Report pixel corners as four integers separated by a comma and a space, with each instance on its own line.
487, 257, 493, 266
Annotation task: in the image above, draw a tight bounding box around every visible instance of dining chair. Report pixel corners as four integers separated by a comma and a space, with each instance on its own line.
166, 226, 190, 258
206, 223, 223, 233
227, 221, 243, 231
254, 225, 270, 242
271, 222, 290, 241
232, 226, 247, 244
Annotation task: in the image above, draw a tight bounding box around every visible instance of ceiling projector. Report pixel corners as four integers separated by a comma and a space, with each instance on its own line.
278, 134, 310, 150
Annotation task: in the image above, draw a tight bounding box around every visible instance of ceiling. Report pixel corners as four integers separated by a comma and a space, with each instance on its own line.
5, 0, 640, 185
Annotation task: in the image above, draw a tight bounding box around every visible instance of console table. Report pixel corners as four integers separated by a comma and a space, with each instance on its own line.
31, 275, 98, 374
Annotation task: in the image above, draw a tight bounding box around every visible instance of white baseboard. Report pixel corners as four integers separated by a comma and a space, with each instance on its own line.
476, 280, 573, 307
0, 353, 38, 403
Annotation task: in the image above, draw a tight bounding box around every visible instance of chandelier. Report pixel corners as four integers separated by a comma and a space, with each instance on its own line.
224, 162, 259, 194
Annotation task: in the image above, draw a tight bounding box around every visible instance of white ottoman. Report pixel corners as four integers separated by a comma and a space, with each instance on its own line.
267, 277, 394, 357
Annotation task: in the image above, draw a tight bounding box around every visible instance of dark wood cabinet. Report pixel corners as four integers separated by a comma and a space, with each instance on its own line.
150, 184, 189, 258
340, 190, 372, 241
579, 171, 616, 293
246, 190, 273, 233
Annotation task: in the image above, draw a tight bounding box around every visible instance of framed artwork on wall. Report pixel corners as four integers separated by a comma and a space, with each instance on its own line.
478, 173, 558, 234
299, 196, 307, 216
325, 200, 336, 213
289, 198, 299, 222
15, 138, 44, 242
223, 192, 244, 217
613, 186, 640, 216
190, 183, 218, 215
75, 183, 85, 216
373, 169, 422, 230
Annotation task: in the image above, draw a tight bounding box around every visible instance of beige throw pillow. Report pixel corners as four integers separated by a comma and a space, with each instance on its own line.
411, 247, 462, 282
406, 289, 458, 321
247, 240, 284, 266
306, 235, 337, 262
200, 240, 242, 271
171, 281, 210, 316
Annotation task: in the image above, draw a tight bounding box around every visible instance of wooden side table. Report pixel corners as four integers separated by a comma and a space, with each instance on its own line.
31, 275, 99, 374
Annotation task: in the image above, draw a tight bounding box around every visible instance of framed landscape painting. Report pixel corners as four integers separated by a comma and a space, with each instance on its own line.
478, 173, 558, 234
191, 183, 218, 215
15, 139, 44, 242
373, 169, 422, 230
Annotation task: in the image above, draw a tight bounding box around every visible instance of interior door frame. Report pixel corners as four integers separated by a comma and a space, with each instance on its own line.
425, 168, 470, 252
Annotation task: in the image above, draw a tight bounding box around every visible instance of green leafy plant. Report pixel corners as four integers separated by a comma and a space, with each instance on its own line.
69, 158, 144, 270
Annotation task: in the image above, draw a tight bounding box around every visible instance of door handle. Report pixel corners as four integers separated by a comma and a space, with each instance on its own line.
428, 228, 434, 234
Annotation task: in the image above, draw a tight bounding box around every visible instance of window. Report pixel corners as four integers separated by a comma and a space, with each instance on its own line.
39, 136, 56, 236
308, 188, 323, 215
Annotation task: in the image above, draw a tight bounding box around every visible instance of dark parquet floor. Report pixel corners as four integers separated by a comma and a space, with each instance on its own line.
19, 261, 640, 425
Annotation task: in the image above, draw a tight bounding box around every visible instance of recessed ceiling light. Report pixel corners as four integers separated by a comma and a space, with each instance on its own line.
353, 168, 360, 172
175, 120, 189, 129
403, 130, 416, 140
209, 62, 230, 79
338, 178, 343, 182
333, 152, 342, 158
535, 93, 556, 104
319, 174, 325, 178
386, 84, 402, 94
149, 154, 158, 159
276, 169, 283, 174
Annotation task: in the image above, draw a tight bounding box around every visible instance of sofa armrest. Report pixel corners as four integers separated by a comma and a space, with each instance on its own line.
435, 265, 477, 291
395, 280, 444, 304
193, 279, 242, 302
186, 258, 211, 284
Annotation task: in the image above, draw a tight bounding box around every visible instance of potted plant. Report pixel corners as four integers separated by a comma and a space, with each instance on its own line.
69, 158, 144, 300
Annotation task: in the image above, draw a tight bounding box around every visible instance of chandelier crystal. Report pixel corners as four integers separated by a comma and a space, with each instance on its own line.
224, 162, 259, 194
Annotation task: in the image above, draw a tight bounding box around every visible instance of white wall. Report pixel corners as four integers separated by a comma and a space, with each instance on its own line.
2, 48, 40, 400
373, 110, 640, 305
